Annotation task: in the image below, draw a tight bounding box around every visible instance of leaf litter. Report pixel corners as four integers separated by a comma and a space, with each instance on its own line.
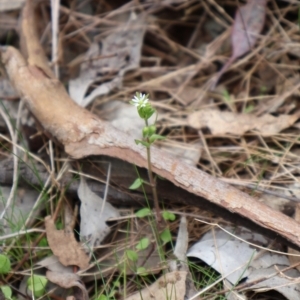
78, 176, 120, 251
1, 0, 300, 299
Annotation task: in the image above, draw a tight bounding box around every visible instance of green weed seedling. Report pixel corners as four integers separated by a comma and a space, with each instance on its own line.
128, 92, 175, 268
27, 274, 48, 297
1, 285, 13, 300
0, 253, 11, 274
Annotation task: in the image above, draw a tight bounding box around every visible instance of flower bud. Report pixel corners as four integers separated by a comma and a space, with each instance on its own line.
142, 126, 149, 137
148, 125, 156, 136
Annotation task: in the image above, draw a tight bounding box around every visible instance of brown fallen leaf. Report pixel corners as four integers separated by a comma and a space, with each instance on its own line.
211, 0, 267, 89
46, 271, 88, 300
125, 271, 187, 300
187, 109, 300, 136
45, 216, 89, 269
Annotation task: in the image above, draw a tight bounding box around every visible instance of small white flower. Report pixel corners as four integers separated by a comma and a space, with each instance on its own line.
131, 93, 149, 108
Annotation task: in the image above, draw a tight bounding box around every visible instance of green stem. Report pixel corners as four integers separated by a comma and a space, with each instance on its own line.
144, 119, 161, 223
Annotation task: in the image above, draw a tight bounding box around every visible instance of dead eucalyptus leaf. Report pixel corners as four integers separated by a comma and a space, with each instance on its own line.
188, 109, 300, 136
45, 216, 89, 269
125, 271, 187, 300
211, 0, 267, 89
46, 271, 88, 300
78, 177, 120, 250
38, 255, 73, 274
232, 0, 266, 59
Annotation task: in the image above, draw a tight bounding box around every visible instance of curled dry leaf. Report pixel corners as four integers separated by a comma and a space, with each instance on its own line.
45, 216, 89, 269
78, 177, 120, 250
125, 271, 187, 300
188, 109, 300, 136
46, 271, 88, 300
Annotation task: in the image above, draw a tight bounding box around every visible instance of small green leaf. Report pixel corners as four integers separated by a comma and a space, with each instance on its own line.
160, 229, 172, 244
97, 295, 109, 300
27, 275, 47, 297
0, 254, 11, 274
125, 250, 138, 262
137, 266, 148, 276
149, 134, 166, 143
1, 286, 12, 299
38, 237, 48, 247
136, 237, 150, 250
129, 178, 143, 190
162, 211, 176, 221
135, 139, 150, 147
135, 208, 151, 218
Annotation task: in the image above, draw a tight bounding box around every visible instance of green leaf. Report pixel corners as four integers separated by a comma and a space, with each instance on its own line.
137, 266, 148, 276
38, 237, 48, 247
135, 208, 151, 218
149, 134, 166, 144
135, 139, 150, 147
0, 254, 11, 274
27, 275, 48, 297
129, 178, 143, 190
1, 286, 12, 299
160, 229, 172, 244
136, 237, 150, 250
97, 295, 109, 300
125, 250, 138, 262
162, 211, 176, 221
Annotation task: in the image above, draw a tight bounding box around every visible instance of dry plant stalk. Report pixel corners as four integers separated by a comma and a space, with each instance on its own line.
1, 0, 300, 249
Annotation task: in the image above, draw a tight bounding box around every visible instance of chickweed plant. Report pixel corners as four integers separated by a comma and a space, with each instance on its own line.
128, 93, 175, 262
129, 92, 166, 223
129, 92, 176, 221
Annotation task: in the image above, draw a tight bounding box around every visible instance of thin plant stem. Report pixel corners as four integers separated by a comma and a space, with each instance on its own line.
146, 146, 161, 223
144, 119, 161, 223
